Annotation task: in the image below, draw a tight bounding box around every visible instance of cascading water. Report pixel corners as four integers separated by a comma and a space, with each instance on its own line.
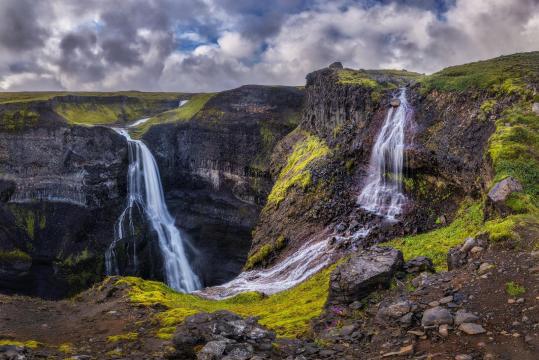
105, 128, 201, 293
357, 87, 410, 220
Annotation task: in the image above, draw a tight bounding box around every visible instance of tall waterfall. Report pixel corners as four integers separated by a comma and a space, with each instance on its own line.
105, 128, 201, 293
358, 87, 410, 220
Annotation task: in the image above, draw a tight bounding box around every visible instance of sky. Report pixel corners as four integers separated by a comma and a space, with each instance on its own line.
0, 0, 538, 92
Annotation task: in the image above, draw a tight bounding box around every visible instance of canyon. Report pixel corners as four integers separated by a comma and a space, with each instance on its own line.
0, 52, 538, 359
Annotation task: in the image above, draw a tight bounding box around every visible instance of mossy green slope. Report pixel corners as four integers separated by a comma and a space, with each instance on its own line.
117, 263, 335, 340
129, 93, 215, 138
267, 131, 330, 206
420, 51, 539, 94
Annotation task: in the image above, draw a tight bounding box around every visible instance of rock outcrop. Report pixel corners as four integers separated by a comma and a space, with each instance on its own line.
327, 246, 403, 305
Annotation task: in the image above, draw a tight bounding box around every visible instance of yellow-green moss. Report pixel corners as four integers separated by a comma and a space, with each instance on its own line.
267, 133, 329, 205
106, 332, 138, 343
384, 201, 483, 270
337, 70, 378, 88
58, 343, 74, 354
130, 93, 215, 138
0, 249, 31, 263
117, 263, 336, 339
505, 281, 526, 297
244, 235, 288, 271
0, 340, 41, 349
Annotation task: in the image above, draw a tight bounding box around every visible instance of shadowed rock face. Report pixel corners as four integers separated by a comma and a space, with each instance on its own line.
143, 85, 304, 287
0, 124, 128, 299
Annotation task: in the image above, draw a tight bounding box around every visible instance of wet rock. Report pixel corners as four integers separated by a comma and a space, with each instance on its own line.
421, 307, 453, 327
335, 223, 347, 233
171, 310, 275, 359
328, 246, 403, 305
390, 98, 401, 107
404, 256, 435, 274
459, 323, 486, 335
454, 310, 479, 325
0, 345, 28, 360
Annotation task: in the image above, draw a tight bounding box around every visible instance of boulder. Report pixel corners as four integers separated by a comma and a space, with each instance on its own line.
533, 102, 539, 115
459, 323, 486, 335
485, 177, 523, 217
454, 310, 479, 325
390, 98, 401, 107
421, 307, 453, 327
327, 246, 403, 305
404, 256, 435, 274
171, 310, 275, 360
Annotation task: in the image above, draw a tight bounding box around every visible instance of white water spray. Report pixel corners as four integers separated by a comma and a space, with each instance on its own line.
105, 128, 201, 293
358, 88, 410, 220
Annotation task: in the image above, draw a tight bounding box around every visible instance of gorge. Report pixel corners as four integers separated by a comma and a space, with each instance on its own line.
0, 52, 538, 359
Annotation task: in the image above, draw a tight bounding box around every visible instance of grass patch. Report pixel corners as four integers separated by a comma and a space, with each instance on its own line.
0, 91, 183, 104
0, 249, 31, 263
129, 93, 215, 138
384, 201, 483, 270
107, 332, 138, 343
505, 281, 526, 297
267, 132, 329, 205
337, 69, 421, 88
0, 340, 41, 349
420, 52, 539, 94
117, 263, 336, 339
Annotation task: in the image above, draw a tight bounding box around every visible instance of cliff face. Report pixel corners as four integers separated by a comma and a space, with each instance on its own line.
0, 123, 128, 298
143, 85, 304, 286
249, 64, 497, 269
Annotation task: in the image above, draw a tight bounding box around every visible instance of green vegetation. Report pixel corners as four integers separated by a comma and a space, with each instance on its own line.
117, 263, 336, 339
337, 69, 421, 89
107, 332, 138, 343
267, 132, 330, 205
488, 102, 539, 207
420, 52, 539, 94
0, 340, 40, 349
385, 201, 483, 269
0, 109, 39, 132
58, 343, 74, 354
0, 91, 183, 105
505, 281, 526, 297
0, 249, 31, 263
244, 235, 287, 270
129, 93, 215, 138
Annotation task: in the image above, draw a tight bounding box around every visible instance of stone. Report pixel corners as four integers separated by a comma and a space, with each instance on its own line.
470, 246, 484, 254
486, 177, 523, 217
460, 238, 477, 253
404, 256, 435, 274
328, 246, 403, 305
455, 355, 473, 360
454, 310, 479, 325
382, 344, 414, 357
421, 307, 453, 327
329, 62, 343, 70
459, 323, 486, 335
447, 247, 468, 270
339, 324, 356, 337
532, 102, 539, 115
390, 98, 401, 107
172, 311, 275, 359
439, 296, 453, 304
198, 341, 227, 360
439, 324, 449, 337
477, 263, 495, 275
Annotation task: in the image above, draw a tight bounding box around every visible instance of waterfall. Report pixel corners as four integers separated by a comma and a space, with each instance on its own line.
357, 88, 411, 220
105, 128, 201, 293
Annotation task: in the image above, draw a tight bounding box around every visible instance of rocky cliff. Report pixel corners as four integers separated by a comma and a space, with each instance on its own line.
142, 85, 304, 286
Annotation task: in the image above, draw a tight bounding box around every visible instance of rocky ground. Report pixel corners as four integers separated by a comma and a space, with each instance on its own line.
1, 229, 538, 359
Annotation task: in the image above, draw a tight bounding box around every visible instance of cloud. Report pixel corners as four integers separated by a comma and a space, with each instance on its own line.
0, 0, 537, 91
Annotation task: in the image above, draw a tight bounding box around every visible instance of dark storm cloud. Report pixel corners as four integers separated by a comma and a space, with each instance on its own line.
0, 0, 537, 91
0, 0, 49, 51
